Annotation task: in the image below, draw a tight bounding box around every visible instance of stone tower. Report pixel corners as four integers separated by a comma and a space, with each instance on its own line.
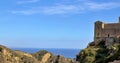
94, 21, 103, 41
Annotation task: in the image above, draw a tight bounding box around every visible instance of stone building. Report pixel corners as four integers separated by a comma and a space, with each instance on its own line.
94, 17, 120, 47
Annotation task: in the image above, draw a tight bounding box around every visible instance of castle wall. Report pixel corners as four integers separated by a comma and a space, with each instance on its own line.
94, 17, 120, 43
104, 23, 120, 29
94, 17, 120, 47
101, 29, 116, 37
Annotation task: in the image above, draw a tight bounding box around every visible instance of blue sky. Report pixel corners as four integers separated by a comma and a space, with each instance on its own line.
0, 0, 120, 49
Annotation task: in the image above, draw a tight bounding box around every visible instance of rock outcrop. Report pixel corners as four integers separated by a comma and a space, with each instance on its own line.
0, 45, 78, 63
0, 45, 38, 63
109, 60, 120, 63
76, 40, 120, 63
33, 50, 78, 63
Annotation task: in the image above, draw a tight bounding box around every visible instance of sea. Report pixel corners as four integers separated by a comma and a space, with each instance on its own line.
12, 48, 81, 58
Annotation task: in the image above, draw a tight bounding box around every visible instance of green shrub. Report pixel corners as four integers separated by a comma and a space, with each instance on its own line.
0, 47, 2, 52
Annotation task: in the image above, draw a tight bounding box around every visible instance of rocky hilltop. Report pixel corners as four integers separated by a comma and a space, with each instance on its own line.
1, 40, 120, 63
0, 45, 78, 63
76, 40, 120, 63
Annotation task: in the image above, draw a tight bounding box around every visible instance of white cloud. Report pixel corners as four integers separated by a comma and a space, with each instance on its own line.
11, 1, 120, 15
85, 2, 120, 10
11, 9, 41, 15
17, 0, 39, 4
42, 5, 83, 15
11, 5, 84, 15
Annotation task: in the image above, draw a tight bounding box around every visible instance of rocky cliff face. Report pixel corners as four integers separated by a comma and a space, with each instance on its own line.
0, 45, 78, 63
76, 40, 120, 63
0, 45, 38, 63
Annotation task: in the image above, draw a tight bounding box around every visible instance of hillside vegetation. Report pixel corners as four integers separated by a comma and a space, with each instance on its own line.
76, 40, 120, 63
